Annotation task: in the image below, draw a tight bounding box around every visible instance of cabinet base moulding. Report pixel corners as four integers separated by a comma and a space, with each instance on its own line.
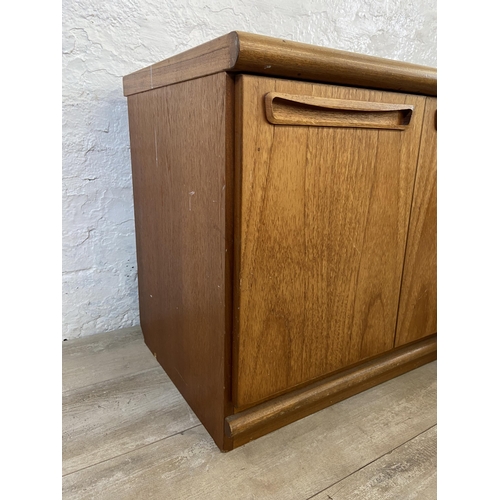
225, 335, 436, 450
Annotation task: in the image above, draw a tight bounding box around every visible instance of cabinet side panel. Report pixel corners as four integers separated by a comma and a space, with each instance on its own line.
127, 73, 232, 449
395, 98, 437, 345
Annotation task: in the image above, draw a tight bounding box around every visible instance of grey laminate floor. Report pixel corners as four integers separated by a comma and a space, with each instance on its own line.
62, 327, 437, 499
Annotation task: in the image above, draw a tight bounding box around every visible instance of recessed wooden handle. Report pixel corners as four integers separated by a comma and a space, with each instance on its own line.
265, 92, 413, 130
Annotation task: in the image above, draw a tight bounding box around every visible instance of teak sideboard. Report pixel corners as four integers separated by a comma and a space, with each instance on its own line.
123, 32, 437, 452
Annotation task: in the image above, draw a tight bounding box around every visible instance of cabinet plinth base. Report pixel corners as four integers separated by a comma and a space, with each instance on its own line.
225, 335, 436, 450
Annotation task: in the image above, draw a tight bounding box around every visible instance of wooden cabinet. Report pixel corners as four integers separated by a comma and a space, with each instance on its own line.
395, 98, 438, 346
123, 32, 437, 451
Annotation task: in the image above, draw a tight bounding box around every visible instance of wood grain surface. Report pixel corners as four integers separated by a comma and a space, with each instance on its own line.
264, 92, 414, 130
123, 31, 437, 97
126, 72, 234, 450
233, 75, 427, 408
395, 98, 437, 346
123, 32, 239, 96
226, 335, 435, 447
234, 31, 436, 96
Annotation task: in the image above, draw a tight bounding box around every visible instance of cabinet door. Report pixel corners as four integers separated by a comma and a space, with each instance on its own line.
395, 98, 437, 346
233, 75, 426, 408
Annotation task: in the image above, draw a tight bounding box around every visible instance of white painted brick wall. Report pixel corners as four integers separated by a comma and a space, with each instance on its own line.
62, 0, 437, 339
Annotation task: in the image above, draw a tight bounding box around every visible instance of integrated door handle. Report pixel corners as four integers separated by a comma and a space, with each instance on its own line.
265, 92, 414, 130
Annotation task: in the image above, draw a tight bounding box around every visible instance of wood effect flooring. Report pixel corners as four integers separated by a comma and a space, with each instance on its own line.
62, 326, 436, 499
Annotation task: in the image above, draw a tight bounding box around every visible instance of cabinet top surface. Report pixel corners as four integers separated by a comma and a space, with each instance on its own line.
123, 31, 437, 98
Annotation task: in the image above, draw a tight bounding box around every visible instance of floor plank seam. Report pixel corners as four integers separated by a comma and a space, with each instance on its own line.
302, 423, 437, 500
62, 366, 161, 396
62, 423, 202, 477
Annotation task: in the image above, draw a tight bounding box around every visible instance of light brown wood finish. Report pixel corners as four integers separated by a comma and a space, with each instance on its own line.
226, 335, 436, 447
395, 98, 437, 346
122, 32, 239, 97
233, 75, 427, 408
234, 31, 436, 96
123, 34, 437, 451
265, 92, 414, 130
123, 31, 437, 97
127, 72, 233, 450
62, 332, 436, 500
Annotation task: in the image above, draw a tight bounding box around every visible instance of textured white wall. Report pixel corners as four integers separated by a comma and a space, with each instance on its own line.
62, 0, 437, 339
